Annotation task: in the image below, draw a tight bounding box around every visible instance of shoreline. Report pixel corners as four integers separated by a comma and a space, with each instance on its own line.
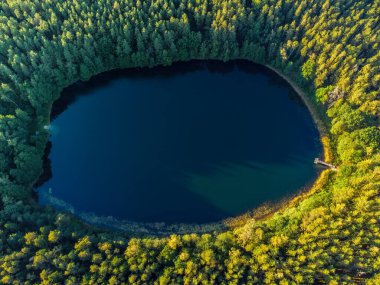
31, 59, 334, 236
263, 64, 333, 163
191, 61, 336, 232
224, 63, 334, 228
264, 64, 328, 136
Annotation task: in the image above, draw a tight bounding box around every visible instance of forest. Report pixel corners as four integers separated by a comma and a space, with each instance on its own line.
0, 0, 379, 284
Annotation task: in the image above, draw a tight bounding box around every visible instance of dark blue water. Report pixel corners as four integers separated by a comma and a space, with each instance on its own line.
37, 61, 322, 224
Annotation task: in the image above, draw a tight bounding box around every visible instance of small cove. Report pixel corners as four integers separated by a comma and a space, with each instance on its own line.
36, 60, 322, 225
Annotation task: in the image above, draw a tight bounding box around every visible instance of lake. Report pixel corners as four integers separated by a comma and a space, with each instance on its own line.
36, 60, 322, 224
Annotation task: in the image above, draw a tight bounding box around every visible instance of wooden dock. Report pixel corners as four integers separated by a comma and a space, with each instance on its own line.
314, 158, 337, 170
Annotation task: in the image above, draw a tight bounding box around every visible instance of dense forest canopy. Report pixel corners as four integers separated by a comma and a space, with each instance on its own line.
0, 0, 379, 284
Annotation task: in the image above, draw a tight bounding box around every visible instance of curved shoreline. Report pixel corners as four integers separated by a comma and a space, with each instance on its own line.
264, 65, 328, 135
32, 59, 333, 236
263, 64, 332, 163
223, 63, 334, 228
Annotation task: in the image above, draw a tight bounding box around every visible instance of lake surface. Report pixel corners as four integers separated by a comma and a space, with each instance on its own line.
37, 60, 322, 224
